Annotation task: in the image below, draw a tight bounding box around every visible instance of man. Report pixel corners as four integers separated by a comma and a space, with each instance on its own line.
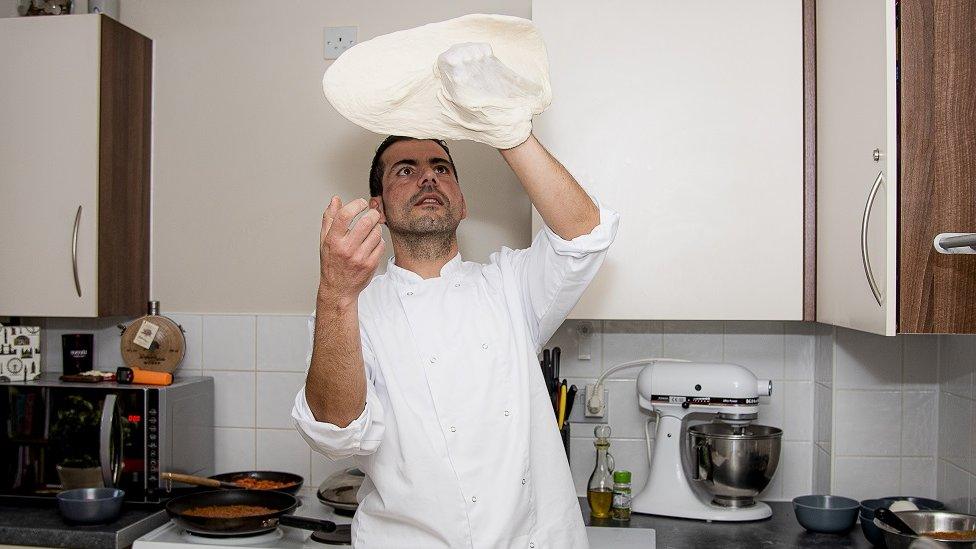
293, 133, 619, 548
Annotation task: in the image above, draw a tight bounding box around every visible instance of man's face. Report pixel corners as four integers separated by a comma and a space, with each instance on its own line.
370, 139, 467, 236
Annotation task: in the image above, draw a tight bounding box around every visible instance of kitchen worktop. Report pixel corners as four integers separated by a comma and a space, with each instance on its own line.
579, 498, 873, 548
0, 499, 168, 549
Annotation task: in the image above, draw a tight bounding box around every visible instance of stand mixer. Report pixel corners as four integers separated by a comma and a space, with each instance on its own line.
630, 362, 782, 521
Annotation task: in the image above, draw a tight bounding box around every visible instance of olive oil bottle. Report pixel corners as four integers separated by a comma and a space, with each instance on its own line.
587, 425, 615, 519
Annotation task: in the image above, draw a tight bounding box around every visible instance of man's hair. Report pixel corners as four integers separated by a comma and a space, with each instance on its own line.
369, 135, 457, 197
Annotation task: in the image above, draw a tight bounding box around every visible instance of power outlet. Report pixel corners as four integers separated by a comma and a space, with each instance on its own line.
576, 383, 607, 420
324, 26, 357, 60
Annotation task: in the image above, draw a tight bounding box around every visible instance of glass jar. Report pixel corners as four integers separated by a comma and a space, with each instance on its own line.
611, 470, 632, 521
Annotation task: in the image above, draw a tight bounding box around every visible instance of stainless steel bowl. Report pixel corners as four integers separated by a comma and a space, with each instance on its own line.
875, 511, 976, 548
57, 487, 124, 524
686, 423, 782, 507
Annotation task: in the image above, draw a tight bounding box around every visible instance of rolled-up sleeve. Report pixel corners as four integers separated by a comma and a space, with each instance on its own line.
291, 313, 386, 461
515, 195, 620, 349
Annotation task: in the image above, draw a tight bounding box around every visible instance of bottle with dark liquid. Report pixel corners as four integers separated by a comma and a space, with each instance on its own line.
587, 425, 615, 519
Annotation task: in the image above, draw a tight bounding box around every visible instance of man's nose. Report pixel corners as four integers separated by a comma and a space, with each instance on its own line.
419, 166, 439, 186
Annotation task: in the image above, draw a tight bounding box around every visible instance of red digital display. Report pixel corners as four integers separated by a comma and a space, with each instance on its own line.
127, 414, 142, 423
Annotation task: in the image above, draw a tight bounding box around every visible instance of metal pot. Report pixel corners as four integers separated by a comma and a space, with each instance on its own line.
317, 468, 364, 515
686, 423, 782, 507
875, 511, 976, 548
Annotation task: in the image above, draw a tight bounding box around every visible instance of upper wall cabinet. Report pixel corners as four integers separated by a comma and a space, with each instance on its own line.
0, 15, 151, 318
532, 0, 806, 320
817, 0, 976, 335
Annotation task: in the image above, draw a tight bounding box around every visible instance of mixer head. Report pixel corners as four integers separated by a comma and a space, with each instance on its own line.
636, 362, 772, 421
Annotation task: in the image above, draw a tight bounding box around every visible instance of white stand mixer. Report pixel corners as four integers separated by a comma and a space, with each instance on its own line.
629, 362, 781, 521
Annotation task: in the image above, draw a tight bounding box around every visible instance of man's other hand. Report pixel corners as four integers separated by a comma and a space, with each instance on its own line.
319, 197, 385, 307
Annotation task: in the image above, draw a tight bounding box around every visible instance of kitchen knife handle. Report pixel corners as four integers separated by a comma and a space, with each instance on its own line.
72, 205, 82, 297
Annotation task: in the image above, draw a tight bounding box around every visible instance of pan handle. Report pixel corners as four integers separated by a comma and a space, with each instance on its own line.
278, 514, 337, 533
160, 472, 226, 489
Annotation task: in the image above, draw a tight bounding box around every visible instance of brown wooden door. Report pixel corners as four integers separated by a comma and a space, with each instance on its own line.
899, 0, 976, 333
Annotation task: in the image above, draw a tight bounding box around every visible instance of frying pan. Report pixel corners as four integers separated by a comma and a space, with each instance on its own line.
165, 489, 337, 536
161, 471, 304, 495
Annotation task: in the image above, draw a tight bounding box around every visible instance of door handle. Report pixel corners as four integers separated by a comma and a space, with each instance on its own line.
860, 172, 885, 307
99, 394, 122, 487
72, 205, 82, 297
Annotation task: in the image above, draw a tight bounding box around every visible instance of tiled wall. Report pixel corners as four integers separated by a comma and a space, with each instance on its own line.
545, 320, 817, 501
817, 327, 940, 501
29, 314, 955, 506
937, 335, 976, 513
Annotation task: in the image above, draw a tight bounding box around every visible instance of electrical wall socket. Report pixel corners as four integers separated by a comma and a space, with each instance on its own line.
324, 26, 357, 60
566, 383, 607, 423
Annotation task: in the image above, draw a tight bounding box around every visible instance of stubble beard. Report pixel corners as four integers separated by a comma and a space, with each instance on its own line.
386, 201, 460, 261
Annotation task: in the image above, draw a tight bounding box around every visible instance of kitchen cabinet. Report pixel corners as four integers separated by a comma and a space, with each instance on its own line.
0, 15, 151, 317
817, 0, 976, 335
531, 0, 808, 320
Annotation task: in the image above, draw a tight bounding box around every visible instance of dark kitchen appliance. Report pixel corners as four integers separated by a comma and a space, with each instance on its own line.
0, 374, 213, 503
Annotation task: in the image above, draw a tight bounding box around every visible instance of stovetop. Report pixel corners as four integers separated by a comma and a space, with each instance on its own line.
133, 496, 353, 549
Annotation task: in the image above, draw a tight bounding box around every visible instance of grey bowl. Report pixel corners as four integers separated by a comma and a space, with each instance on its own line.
875, 510, 976, 548
57, 488, 125, 524
793, 495, 860, 534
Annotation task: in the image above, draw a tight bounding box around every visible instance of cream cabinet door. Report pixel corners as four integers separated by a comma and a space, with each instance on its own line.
816, 0, 897, 335
0, 16, 100, 317
532, 0, 804, 320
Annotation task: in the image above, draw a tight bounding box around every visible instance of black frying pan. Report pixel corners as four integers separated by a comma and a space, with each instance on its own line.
166, 489, 337, 537
210, 470, 304, 495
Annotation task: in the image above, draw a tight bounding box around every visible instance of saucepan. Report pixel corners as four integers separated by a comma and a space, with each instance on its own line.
165, 489, 336, 536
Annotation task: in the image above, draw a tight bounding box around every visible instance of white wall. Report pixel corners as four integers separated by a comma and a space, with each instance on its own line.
116, 0, 532, 314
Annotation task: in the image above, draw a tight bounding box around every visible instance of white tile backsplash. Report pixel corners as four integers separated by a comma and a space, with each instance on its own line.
834, 328, 903, 390
780, 441, 813, 499
660, 321, 724, 362
833, 457, 901, 501
202, 315, 256, 370
833, 390, 902, 456
782, 381, 813, 442
256, 429, 311, 477
206, 370, 256, 428
903, 335, 939, 390
168, 313, 203, 371
214, 427, 256, 472
901, 457, 937, 498
256, 315, 310, 372
723, 321, 785, 382
901, 391, 937, 457
785, 321, 816, 381
602, 320, 662, 378
311, 452, 355, 486
256, 371, 305, 429
543, 320, 602, 379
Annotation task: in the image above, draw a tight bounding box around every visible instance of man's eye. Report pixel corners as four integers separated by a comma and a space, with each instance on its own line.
435, 166, 449, 174
397, 167, 413, 176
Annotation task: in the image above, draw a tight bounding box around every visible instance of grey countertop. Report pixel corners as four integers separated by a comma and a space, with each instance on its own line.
580, 498, 873, 548
0, 499, 167, 549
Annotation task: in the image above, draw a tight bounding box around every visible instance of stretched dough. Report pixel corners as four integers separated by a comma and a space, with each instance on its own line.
322, 14, 551, 149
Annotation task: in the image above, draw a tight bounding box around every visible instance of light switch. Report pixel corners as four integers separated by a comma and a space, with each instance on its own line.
324, 26, 358, 60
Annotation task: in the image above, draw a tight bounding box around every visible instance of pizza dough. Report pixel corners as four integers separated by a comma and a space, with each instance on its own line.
322, 14, 551, 149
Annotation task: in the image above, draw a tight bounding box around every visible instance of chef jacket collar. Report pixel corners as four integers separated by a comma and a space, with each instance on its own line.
386, 252, 463, 284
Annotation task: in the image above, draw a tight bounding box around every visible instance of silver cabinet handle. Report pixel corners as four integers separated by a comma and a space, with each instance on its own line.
860, 172, 885, 307
934, 233, 976, 254
72, 205, 82, 297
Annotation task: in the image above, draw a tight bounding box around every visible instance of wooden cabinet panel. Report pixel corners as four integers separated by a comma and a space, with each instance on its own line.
898, 0, 976, 333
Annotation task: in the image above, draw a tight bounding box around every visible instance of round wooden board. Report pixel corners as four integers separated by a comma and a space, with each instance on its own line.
119, 315, 186, 373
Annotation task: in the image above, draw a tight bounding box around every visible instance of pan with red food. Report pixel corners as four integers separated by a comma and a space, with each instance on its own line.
162, 471, 304, 495
165, 489, 336, 536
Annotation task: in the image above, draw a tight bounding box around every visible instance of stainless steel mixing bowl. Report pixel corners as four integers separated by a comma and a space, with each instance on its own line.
686, 423, 782, 507
875, 511, 976, 548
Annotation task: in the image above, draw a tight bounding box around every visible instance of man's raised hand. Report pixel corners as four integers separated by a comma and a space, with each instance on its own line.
318, 196, 385, 306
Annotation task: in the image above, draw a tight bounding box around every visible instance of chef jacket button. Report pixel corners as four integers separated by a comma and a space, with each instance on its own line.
454, 283, 460, 287
529, 543, 535, 548
522, 478, 527, 485
406, 291, 413, 296
504, 410, 510, 416
481, 343, 488, 349
429, 356, 437, 363
471, 496, 477, 503
450, 426, 456, 432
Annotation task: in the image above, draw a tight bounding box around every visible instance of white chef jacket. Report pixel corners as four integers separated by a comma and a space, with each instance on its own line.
293, 198, 619, 549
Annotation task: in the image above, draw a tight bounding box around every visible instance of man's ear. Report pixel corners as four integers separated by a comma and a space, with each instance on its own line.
459, 193, 468, 221
369, 196, 387, 224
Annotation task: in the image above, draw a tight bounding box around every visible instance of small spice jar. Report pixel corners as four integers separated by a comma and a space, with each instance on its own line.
611, 470, 632, 521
